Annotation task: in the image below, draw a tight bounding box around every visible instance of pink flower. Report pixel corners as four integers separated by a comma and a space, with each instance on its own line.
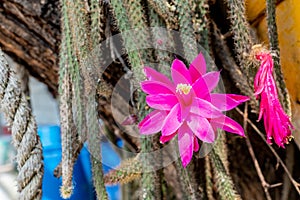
254, 51, 293, 147
138, 53, 249, 167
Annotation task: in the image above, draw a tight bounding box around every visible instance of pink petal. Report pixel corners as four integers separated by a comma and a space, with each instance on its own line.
171, 59, 192, 85
266, 72, 279, 98
193, 136, 199, 152
190, 97, 223, 118
138, 110, 168, 135
189, 53, 206, 82
254, 66, 267, 96
187, 114, 215, 143
161, 103, 183, 136
144, 67, 173, 85
192, 76, 210, 98
141, 81, 174, 95
146, 94, 178, 110
209, 94, 250, 111
160, 131, 177, 143
258, 91, 268, 121
254, 52, 293, 148
210, 115, 245, 136
254, 58, 272, 96
180, 102, 191, 121
178, 124, 194, 167
202, 71, 220, 92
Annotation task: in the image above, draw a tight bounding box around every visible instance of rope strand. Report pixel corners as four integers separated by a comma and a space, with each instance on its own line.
0, 49, 44, 200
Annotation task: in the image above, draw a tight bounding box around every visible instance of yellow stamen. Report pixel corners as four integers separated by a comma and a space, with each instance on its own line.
176, 83, 192, 95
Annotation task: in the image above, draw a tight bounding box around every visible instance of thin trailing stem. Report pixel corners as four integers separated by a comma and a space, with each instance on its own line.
110, 0, 144, 82
214, 131, 229, 173
138, 92, 162, 200
123, 0, 151, 57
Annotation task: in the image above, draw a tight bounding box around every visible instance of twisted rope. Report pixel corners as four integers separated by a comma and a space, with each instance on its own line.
0, 49, 44, 200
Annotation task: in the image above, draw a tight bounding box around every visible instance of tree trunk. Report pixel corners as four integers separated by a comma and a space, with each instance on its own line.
0, 0, 60, 96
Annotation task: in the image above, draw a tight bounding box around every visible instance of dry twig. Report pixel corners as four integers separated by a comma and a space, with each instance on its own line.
242, 103, 272, 200
236, 107, 300, 196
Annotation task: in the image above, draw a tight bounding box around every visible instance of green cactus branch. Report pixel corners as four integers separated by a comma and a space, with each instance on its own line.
137, 92, 162, 200
110, 1, 166, 199
90, 0, 106, 47
175, 0, 198, 63
225, 0, 256, 85
140, 138, 161, 200
147, 4, 173, 76
191, 0, 210, 51
104, 156, 142, 185
63, 0, 87, 141
265, 0, 291, 116
88, 119, 108, 200
137, 109, 164, 199
81, 1, 108, 198
174, 158, 194, 199
146, 0, 178, 29
59, 1, 83, 197
110, 0, 144, 81
59, 62, 76, 199
205, 156, 214, 200
214, 132, 229, 173
210, 149, 241, 200
60, 0, 108, 199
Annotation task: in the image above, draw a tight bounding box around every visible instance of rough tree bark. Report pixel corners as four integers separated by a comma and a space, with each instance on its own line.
0, 0, 60, 96
0, 0, 126, 124
0, 0, 126, 95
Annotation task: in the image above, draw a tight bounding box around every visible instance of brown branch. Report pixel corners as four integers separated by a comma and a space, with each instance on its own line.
236, 107, 300, 196
243, 103, 272, 200
281, 145, 294, 200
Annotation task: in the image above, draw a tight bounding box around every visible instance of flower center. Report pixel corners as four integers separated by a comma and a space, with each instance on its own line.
176, 83, 192, 95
